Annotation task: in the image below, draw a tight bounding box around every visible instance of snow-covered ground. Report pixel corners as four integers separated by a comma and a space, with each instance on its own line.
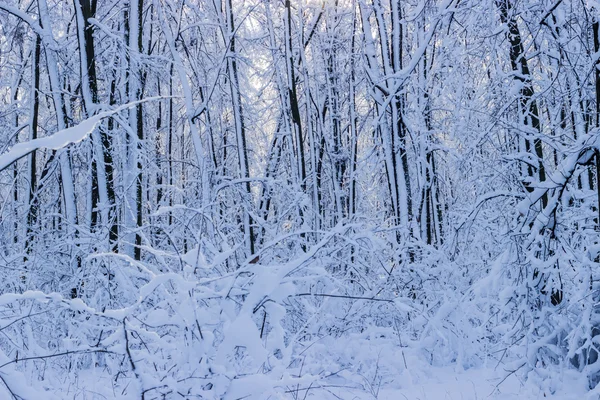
319, 366, 587, 400
3, 355, 587, 400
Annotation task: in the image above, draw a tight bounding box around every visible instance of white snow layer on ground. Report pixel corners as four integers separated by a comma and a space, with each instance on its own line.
7, 354, 584, 400
328, 366, 587, 400
40, 365, 586, 400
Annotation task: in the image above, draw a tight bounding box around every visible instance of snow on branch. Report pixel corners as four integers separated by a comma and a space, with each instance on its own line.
0, 98, 164, 174
517, 128, 600, 220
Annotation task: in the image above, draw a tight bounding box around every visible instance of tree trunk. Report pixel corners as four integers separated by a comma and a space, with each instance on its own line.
25, 35, 41, 252
226, 0, 255, 256
497, 0, 547, 207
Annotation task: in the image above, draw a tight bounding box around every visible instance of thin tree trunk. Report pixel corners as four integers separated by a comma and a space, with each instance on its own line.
593, 19, 600, 230
38, 0, 78, 231
226, 0, 255, 256
285, 0, 307, 190
125, 0, 144, 260
134, 0, 144, 260
25, 34, 41, 252
348, 12, 358, 218
497, 0, 547, 207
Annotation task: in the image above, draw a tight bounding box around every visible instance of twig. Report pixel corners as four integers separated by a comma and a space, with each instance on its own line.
295, 293, 394, 303
123, 318, 145, 400
539, 0, 563, 25
0, 373, 20, 399
489, 362, 526, 397
0, 310, 50, 332
0, 349, 109, 370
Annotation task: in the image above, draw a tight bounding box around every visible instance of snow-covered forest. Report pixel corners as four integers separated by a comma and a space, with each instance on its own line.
1, 0, 600, 398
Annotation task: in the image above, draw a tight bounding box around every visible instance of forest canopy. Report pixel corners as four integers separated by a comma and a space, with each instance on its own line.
0, 0, 599, 398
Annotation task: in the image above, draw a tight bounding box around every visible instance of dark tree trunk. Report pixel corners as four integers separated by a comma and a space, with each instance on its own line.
497, 0, 547, 207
